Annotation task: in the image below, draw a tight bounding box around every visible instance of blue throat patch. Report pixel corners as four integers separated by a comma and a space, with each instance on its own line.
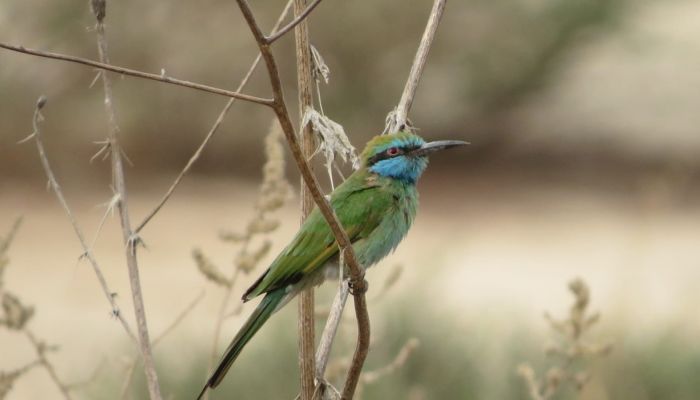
370, 156, 429, 184
368, 137, 429, 184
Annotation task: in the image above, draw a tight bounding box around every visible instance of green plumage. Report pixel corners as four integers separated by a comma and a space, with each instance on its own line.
198, 132, 465, 399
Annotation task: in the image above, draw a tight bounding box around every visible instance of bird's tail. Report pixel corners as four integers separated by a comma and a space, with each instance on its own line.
197, 289, 285, 399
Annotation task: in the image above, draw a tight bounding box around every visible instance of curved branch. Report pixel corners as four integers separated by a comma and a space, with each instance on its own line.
266, 0, 324, 44
234, 1, 370, 398
0, 42, 273, 106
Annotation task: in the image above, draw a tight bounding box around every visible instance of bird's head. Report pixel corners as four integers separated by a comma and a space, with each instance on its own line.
361, 132, 466, 184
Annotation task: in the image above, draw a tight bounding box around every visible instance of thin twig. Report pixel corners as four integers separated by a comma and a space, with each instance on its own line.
266, 0, 324, 44
119, 291, 204, 400
25, 331, 73, 400
385, 0, 447, 133
234, 2, 371, 398
27, 96, 138, 345
91, 3, 162, 398
153, 290, 205, 346
134, 0, 295, 235
0, 43, 273, 106
315, 280, 350, 378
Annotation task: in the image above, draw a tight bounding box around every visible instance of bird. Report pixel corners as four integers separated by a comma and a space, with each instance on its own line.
197, 131, 466, 399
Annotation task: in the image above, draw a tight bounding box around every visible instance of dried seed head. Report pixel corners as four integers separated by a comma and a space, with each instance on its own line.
236, 253, 256, 273
236, 240, 271, 273
90, 0, 106, 22
257, 120, 291, 213
247, 218, 280, 235
1, 293, 34, 330
218, 230, 249, 243
192, 249, 231, 288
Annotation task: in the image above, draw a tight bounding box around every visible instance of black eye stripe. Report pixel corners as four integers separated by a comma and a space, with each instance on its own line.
367, 144, 422, 166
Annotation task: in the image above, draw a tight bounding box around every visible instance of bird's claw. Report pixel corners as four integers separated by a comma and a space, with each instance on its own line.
348, 278, 368, 295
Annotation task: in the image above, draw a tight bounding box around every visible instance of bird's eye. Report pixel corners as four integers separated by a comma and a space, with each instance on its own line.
386, 147, 400, 156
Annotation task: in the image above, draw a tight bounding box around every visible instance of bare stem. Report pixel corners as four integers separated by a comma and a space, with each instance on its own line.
120, 291, 204, 400
0, 43, 273, 106
25, 331, 73, 400
385, 0, 447, 133
134, 0, 295, 234
293, 0, 317, 397
267, 0, 324, 44
92, 4, 161, 397
27, 97, 138, 345
315, 281, 350, 378
234, 1, 371, 398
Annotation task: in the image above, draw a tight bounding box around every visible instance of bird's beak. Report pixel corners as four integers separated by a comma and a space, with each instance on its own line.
409, 140, 468, 157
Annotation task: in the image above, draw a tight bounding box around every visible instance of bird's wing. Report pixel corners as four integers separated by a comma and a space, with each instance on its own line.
243, 176, 389, 300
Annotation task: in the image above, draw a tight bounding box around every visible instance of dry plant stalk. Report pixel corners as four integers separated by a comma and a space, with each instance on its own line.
119, 291, 204, 400
0, 219, 101, 400
194, 119, 291, 399
517, 278, 612, 400
3, 0, 447, 396
385, 0, 447, 134
293, 0, 318, 398
90, 1, 162, 397
23, 98, 138, 344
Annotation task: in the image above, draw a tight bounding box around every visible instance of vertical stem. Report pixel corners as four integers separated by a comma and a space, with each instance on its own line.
294, 0, 317, 398
91, 2, 162, 397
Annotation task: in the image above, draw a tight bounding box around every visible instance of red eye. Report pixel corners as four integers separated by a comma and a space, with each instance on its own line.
387, 147, 400, 156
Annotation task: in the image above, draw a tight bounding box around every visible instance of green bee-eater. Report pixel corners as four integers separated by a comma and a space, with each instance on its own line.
198, 131, 465, 398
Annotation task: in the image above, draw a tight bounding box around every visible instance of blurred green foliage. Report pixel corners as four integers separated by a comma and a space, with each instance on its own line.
94, 300, 700, 400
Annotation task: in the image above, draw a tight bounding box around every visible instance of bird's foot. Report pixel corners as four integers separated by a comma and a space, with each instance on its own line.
348, 278, 368, 295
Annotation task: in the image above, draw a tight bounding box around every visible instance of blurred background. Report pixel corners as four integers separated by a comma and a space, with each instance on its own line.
2, 0, 700, 398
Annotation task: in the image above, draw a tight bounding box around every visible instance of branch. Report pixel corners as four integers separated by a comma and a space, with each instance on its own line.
266, 0, 324, 44
119, 291, 204, 400
90, 2, 162, 398
234, 1, 370, 398
25, 331, 73, 400
315, 280, 350, 378
385, 0, 447, 133
0, 42, 273, 106
293, 0, 318, 398
134, 0, 295, 234
26, 96, 138, 345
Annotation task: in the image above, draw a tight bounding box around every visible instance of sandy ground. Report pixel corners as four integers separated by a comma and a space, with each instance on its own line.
1, 173, 699, 398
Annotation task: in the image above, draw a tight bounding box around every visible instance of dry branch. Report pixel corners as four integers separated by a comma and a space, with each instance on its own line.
233, 1, 371, 398
385, 0, 447, 133
134, 0, 295, 234
0, 43, 272, 106
90, 3, 162, 397
26, 97, 138, 345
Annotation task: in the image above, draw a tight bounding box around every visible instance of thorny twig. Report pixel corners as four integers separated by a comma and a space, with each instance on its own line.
0, 43, 272, 106
233, 1, 370, 398
385, 0, 447, 134
90, 1, 162, 397
24, 97, 138, 344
